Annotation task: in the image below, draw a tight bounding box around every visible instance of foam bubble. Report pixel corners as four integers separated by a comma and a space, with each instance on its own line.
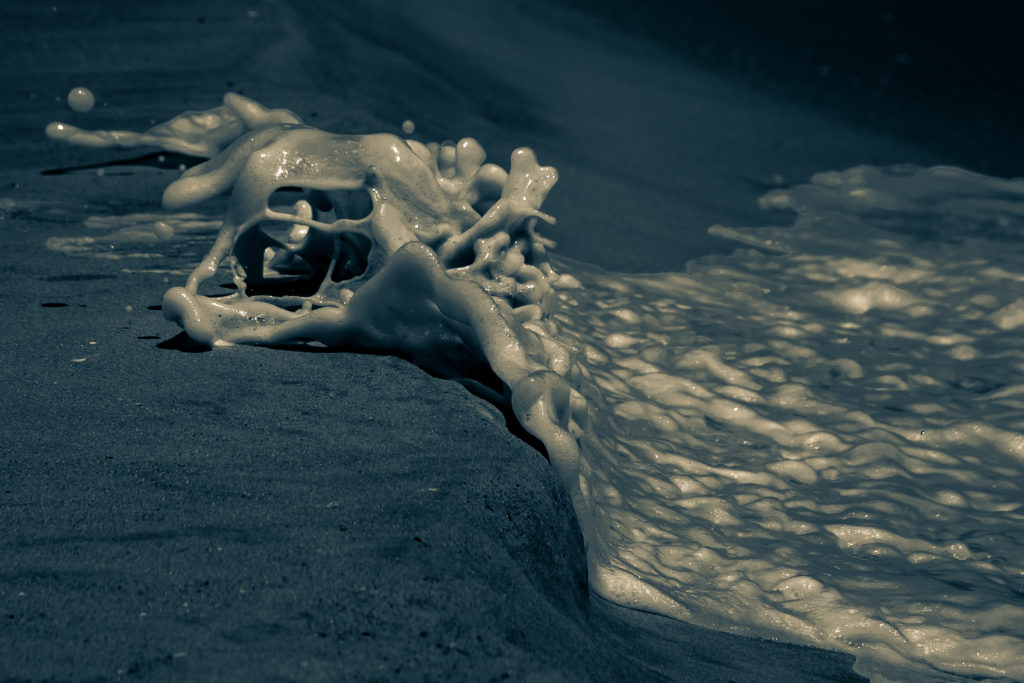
67, 87, 95, 113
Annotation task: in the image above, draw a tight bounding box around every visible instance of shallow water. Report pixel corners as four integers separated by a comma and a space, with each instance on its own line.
547, 165, 1024, 681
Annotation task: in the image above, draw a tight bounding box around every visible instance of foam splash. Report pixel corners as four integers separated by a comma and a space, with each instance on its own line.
48, 97, 1024, 681
46, 93, 588, 496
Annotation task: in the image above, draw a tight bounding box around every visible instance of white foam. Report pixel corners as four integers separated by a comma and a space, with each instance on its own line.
42, 96, 1024, 679
551, 165, 1024, 681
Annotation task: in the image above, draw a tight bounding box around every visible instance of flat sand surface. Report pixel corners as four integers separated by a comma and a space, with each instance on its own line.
2, 1, 1017, 680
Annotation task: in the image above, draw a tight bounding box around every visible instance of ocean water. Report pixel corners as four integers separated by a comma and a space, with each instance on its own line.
546, 165, 1024, 682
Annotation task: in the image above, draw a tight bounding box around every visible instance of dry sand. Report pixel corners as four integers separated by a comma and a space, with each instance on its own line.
4, 1, 1016, 680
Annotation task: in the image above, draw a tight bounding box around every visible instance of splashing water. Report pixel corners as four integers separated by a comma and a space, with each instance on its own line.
43, 99, 1024, 681
45, 93, 586, 502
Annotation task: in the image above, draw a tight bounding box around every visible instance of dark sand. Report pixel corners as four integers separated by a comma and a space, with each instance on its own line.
2, 1, 1016, 680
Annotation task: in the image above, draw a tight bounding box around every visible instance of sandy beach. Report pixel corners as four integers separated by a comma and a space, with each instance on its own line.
3, 2, 1019, 680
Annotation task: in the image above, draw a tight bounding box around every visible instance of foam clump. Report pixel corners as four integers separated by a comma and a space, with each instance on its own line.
46, 93, 585, 488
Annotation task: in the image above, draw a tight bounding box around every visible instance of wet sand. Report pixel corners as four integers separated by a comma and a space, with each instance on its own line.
0, 212, 861, 681
3, 2, 1014, 680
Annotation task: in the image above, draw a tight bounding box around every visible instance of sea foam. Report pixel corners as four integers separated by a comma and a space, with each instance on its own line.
550, 165, 1024, 682
39, 99, 1024, 681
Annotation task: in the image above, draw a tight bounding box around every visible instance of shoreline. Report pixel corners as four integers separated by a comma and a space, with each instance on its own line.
6, 1, 1014, 679
0, 202, 861, 680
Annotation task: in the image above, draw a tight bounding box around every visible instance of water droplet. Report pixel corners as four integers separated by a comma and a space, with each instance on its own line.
67, 86, 95, 113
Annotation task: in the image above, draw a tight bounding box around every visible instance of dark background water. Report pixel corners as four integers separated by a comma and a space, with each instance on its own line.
562, 0, 1024, 178
11, 0, 1021, 274
315, 0, 1024, 270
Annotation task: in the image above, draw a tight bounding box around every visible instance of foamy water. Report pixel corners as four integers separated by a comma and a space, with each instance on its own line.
32, 163, 1024, 682
546, 165, 1024, 682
